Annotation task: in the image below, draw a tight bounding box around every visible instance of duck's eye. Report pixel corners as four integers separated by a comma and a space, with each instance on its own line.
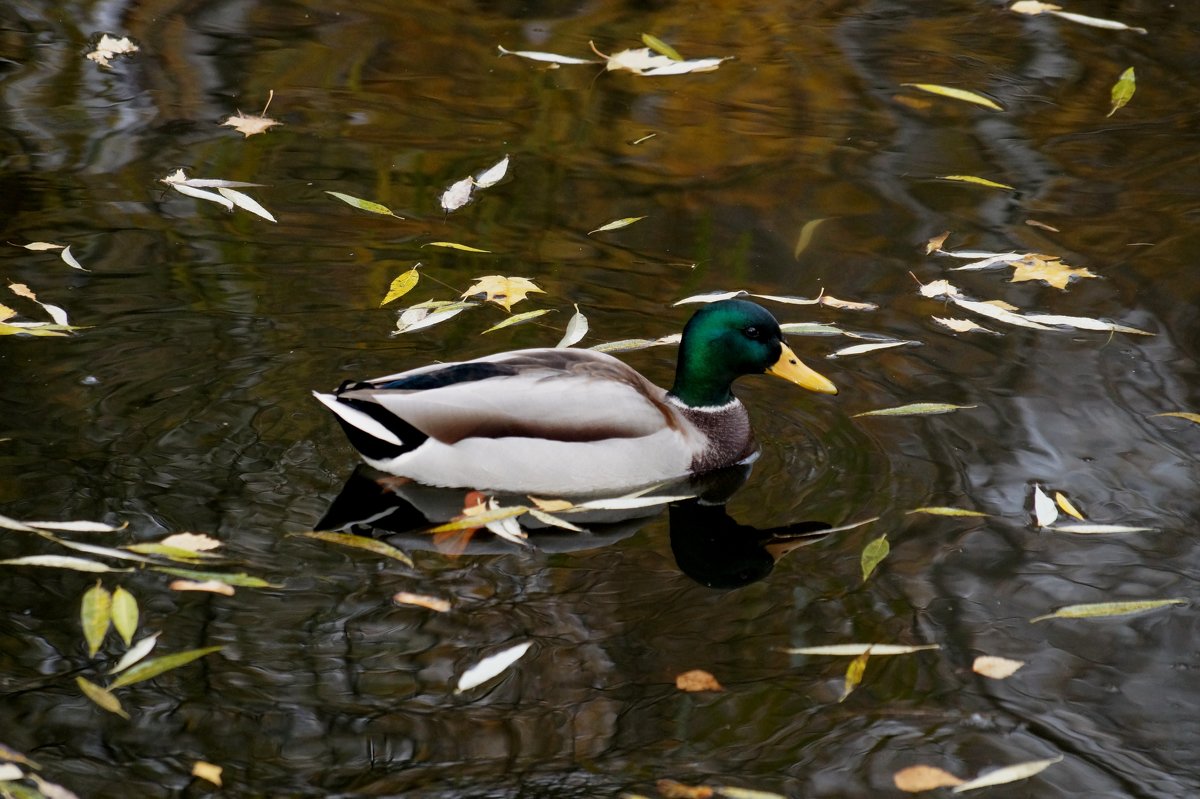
744, 326, 762, 340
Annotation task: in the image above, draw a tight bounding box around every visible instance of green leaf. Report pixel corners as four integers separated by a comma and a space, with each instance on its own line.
380, 266, 420, 307
907, 506, 988, 517
1107, 67, 1135, 117
108, 646, 224, 690
641, 33, 682, 61
76, 676, 129, 719
939, 175, 1015, 190
422, 241, 490, 253
854, 403, 976, 418
325, 191, 402, 218
482, 308, 553, 334
123, 543, 215, 562
111, 586, 138, 646
300, 531, 414, 567
149, 567, 274, 587
587, 216, 646, 235
860, 535, 889, 582
902, 83, 1003, 110
1030, 597, 1187, 623
81, 581, 112, 657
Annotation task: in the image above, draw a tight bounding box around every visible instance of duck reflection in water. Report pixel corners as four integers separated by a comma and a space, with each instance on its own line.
317, 463, 830, 589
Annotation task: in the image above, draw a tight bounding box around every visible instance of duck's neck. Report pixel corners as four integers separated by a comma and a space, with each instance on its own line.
669, 350, 737, 408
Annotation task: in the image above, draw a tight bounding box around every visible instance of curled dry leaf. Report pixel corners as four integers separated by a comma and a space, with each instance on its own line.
972, 655, 1025, 679
192, 762, 223, 787
894, 765, 965, 792
925, 231, 950, 254
1054, 492, 1085, 520
86, 34, 138, 68
222, 90, 281, 137
393, 592, 451, 612
169, 579, 235, 595
675, 669, 724, 692
656, 779, 714, 799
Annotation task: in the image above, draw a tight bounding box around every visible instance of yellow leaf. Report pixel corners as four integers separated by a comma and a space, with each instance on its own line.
675, 669, 724, 692
81, 581, 112, 657
925, 231, 950, 254
854, 403, 976, 418
932, 317, 996, 334
529, 497, 575, 513
325, 191, 402, 218
902, 83, 1003, 111
940, 174, 1015, 190
482, 308, 553, 334
860, 534, 889, 582
1108, 67, 1136, 117
1008, 254, 1096, 290
641, 33, 683, 61
461, 275, 544, 311
588, 215, 646, 235
108, 646, 224, 689
0, 304, 14, 322
381, 266, 420, 306
301, 531, 414, 567
894, 765, 966, 792
169, 579, 235, 596
1031, 597, 1187, 623
392, 592, 451, 612
428, 505, 528, 533
972, 655, 1025, 679
1152, 411, 1200, 425
907, 506, 988, 517
839, 649, 871, 701
111, 586, 138, 646
423, 241, 491, 253
76, 676, 129, 719
1054, 492, 1085, 520
192, 761, 223, 787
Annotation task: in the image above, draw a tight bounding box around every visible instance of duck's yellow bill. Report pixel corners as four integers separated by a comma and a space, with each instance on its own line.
767, 343, 838, 394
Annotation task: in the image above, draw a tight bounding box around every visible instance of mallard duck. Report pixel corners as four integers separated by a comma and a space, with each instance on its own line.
314, 299, 836, 495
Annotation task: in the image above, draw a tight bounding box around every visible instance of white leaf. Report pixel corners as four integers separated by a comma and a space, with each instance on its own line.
641, 57, 731, 76
0, 764, 23, 781
109, 632, 160, 674
0, 555, 123, 572
952, 755, 1062, 793
485, 514, 528, 545
1047, 10, 1146, 34
1033, 485, 1058, 528
779, 322, 845, 336
0, 513, 38, 531
747, 292, 820, 306
569, 494, 694, 511
25, 519, 124, 533
555, 305, 588, 348
828, 341, 917, 358
60, 246, 87, 271
933, 317, 997, 334
455, 641, 533, 693
1023, 313, 1153, 336
785, 643, 940, 656
474, 155, 509, 189
949, 253, 1023, 271
1047, 523, 1156, 534
440, 176, 474, 212
497, 45, 598, 65
179, 178, 262, 189
937, 249, 1021, 261
394, 303, 473, 334
674, 290, 748, 305
172, 183, 234, 210
953, 297, 1054, 331
217, 188, 276, 222
972, 655, 1025, 679
525, 508, 585, 532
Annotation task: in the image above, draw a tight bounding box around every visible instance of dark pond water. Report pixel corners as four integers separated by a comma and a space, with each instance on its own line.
2, 1, 1199, 796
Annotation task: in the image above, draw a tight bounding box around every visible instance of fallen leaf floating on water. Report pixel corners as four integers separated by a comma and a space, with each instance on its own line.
86, 34, 138, 68
159, 532, 222, 552
1108, 67, 1136, 117
829, 340, 917, 358
590, 41, 731, 76
15, 241, 65, 251
455, 641, 533, 693
1008, 254, 1096, 290
59, 246, 87, 271
110, 633, 161, 675
555, 304, 588, 348
393, 592, 452, 612
482, 308, 553, 334
394, 301, 476, 334
675, 669, 724, 692
160, 170, 274, 221
462, 275, 543, 311
925, 231, 950, 254
381, 265, 420, 306
933, 317, 998, 334
525, 508, 585, 532
785, 643, 940, 656
474, 155, 510, 188
902, 83, 1003, 111
325, 191, 403, 218
0, 765, 22, 782
169, 579, 235, 595
1025, 218, 1061, 232
108, 646, 224, 690
972, 655, 1026, 679
440, 176, 474, 212
1009, 2, 1147, 34
939, 175, 1015, 190
1054, 492, 1085, 520
151, 566, 272, 588
24, 518, 125, 533
192, 762, 223, 787
854, 403, 976, 418
712, 788, 786, 799
301, 531, 414, 567
641, 33, 683, 61
217, 187, 276, 222
222, 90, 282, 137
111, 586, 138, 646
1152, 411, 1200, 425
9, 282, 70, 326
675, 289, 877, 311
1046, 523, 1156, 534
951, 755, 1063, 793
1022, 312, 1152, 335
422, 241, 490, 253
1032, 484, 1058, 528
588, 215, 646, 235
76, 676, 129, 719
894, 765, 966, 792
839, 649, 871, 701
1030, 597, 1187, 623
496, 45, 600, 65
81, 582, 113, 657
656, 779, 714, 799
907, 506, 989, 517
0, 555, 125, 573
918, 278, 1152, 334
860, 534, 889, 582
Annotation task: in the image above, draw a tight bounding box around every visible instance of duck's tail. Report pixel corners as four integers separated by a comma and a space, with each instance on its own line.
312, 391, 427, 461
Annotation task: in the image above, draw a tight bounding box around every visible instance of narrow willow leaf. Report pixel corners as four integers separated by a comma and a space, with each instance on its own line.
526, 508, 585, 532
1108, 67, 1136, 117
19, 241, 65, 251
108, 646, 224, 690
588, 216, 646, 235
172, 183, 234, 210
0, 744, 38, 768
939, 175, 1015, 190
81, 582, 112, 657
149, 567, 273, 587
902, 83, 1003, 111
674, 290, 748, 305
951, 755, 1063, 793
839, 649, 871, 701
455, 641, 532, 693
440, 176, 474, 212
169, 579, 235, 595
907, 506, 988, 517
780, 322, 845, 336
474, 155, 510, 189
854, 403, 976, 418
0, 513, 37, 531
588, 334, 680, 353
0, 555, 123, 572
1047, 523, 1155, 534
894, 765, 966, 792
176, 178, 263, 189
1054, 492, 1084, 520
123, 543, 215, 562
422, 241, 490, 253
785, 643, 940, 656
830, 341, 916, 358
110, 632, 160, 674
428, 506, 528, 533
948, 253, 1023, 271
381, 266, 420, 307
111, 586, 138, 646
393, 592, 451, 612
639, 56, 730, 76
300, 531, 414, 567
1032, 484, 1058, 528
952, 298, 1054, 331
748, 292, 819, 306
1030, 598, 1187, 623
394, 302, 475, 334
325, 191, 401, 218
1022, 313, 1153, 335
217, 188, 276, 222
482, 308, 552, 334
60, 246, 87, 271
933, 317, 997, 334
497, 45, 598, 65
972, 655, 1025, 679
569, 494, 693, 511
39, 535, 159, 566
76, 676, 129, 719
25, 519, 124, 533
860, 535, 889, 582
641, 33, 682, 61
555, 304, 588, 347
1152, 411, 1200, 424
714, 788, 786, 799
1047, 10, 1146, 34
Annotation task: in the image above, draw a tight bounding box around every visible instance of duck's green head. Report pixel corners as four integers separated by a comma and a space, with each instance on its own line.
669, 299, 837, 408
